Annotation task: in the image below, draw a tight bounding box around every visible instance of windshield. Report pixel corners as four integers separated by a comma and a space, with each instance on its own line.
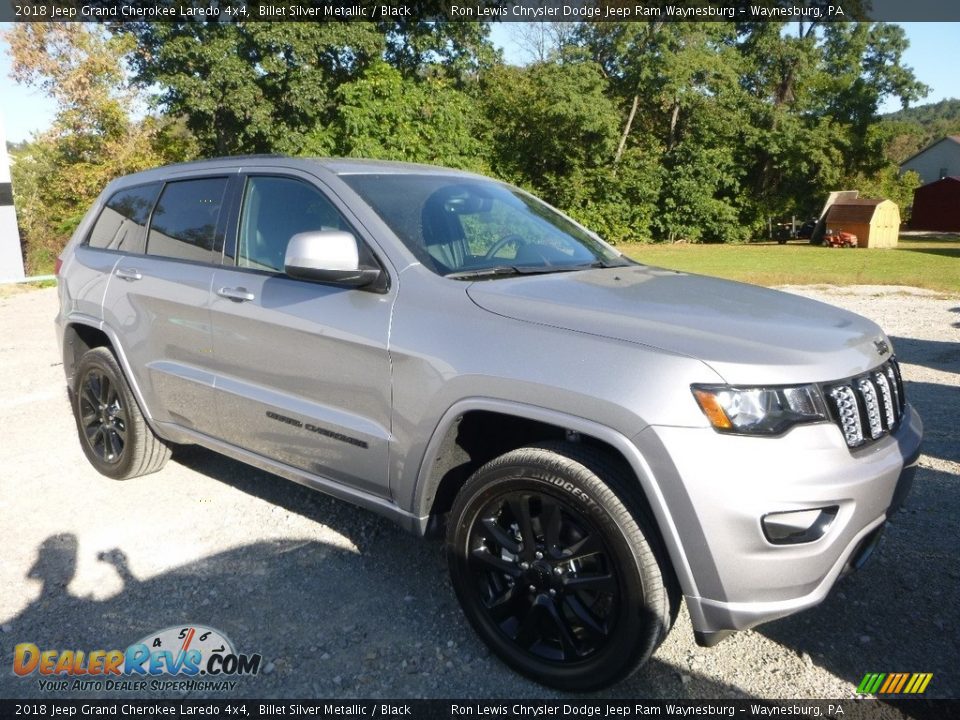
341, 174, 629, 278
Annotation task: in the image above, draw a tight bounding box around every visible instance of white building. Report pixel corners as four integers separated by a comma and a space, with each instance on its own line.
0, 113, 26, 282
899, 135, 960, 185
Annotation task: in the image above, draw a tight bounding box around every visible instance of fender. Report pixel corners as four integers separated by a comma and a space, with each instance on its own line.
411, 396, 700, 598
63, 314, 168, 441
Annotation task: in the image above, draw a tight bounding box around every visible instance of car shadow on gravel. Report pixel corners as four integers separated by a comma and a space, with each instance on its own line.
893, 379, 960, 467
886, 336, 960, 468
0, 524, 752, 702
0, 441, 761, 702
949, 307, 960, 330
164, 445, 758, 700
755, 466, 960, 701
889, 336, 960, 377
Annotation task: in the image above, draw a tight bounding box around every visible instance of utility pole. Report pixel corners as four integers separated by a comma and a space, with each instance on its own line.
0, 112, 26, 282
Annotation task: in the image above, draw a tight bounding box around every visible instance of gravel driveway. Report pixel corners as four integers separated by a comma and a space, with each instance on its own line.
0, 284, 957, 703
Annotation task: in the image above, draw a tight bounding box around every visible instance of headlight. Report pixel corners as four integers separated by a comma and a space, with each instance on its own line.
691, 384, 827, 435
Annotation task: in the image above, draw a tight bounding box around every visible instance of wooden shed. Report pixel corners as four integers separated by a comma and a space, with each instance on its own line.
824, 199, 900, 248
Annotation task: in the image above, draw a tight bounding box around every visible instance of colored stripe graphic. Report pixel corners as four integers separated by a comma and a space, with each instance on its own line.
912, 673, 933, 693
858, 672, 932, 694
857, 673, 885, 694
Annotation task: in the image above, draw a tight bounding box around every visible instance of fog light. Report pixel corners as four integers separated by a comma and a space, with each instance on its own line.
762, 506, 839, 545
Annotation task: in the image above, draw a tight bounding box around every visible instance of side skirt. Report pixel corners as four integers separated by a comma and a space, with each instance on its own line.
154, 421, 424, 535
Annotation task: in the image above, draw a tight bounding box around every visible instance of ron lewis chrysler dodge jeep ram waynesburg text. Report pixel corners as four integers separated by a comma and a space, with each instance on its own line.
56, 157, 922, 690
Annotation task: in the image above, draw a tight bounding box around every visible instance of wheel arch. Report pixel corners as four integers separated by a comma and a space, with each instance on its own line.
62, 316, 158, 431
411, 398, 699, 598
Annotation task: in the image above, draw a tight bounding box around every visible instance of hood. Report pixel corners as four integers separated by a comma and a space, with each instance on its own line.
466, 265, 891, 385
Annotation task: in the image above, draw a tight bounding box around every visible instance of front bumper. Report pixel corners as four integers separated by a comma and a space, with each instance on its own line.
638, 404, 922, 640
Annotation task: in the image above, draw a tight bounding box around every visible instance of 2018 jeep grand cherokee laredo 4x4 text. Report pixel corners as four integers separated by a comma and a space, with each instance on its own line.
56, 157, 922, 690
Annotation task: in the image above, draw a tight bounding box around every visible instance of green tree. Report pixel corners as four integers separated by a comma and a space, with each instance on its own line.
734, 22, 928, 226
313, 60, 489, 170
4, 23, 193, 272
578, 22, 749, 241
479, 61, 658, 241
115, 20, 500, 157
482, 62, 619, 194
114, 22, 386, 156
380, 17, 500, 85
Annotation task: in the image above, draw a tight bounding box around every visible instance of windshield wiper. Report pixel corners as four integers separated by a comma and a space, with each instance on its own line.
446, 266, 526, 280
590, 258, 634, 268
447, 261, 633, 280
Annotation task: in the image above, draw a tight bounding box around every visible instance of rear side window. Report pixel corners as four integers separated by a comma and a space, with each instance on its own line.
87, 183, 162, 253
234, 176, 348, 272
147, 178, 229, 263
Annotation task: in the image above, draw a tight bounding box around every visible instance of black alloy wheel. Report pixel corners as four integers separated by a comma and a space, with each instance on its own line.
466, 489, 620, 663
78, 368, 128, 464
447, 444, 675, 690
72, 347, 170, 480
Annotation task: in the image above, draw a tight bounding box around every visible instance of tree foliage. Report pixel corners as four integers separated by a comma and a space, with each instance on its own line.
881, 98, 960, 164
313, 60, 490, 171
3, 23, 196, 272
4, 20, 935, 272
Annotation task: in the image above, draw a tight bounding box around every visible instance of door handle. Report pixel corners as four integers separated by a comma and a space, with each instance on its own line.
217, 287, 256, 303
115, 267, 142, 281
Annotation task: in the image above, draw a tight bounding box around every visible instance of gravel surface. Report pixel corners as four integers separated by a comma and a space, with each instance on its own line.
0, 284, 957, 704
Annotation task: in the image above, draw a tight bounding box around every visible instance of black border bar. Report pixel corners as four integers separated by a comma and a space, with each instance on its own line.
0, 699, 954, 720
4, 0, 960, 23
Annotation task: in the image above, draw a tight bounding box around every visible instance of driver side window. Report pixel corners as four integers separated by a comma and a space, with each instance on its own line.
237, 176, 346, 272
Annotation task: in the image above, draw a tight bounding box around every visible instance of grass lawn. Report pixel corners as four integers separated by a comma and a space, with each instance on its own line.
619, 236, 960, 294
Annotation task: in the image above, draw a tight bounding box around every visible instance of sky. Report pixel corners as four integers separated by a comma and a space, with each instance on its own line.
2, 21, 959, 145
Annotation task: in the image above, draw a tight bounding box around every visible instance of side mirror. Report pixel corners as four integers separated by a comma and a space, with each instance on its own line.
284, 231, 382, 288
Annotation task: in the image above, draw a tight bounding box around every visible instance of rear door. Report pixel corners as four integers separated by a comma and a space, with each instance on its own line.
101, 175, 230, 435
207, 171, 394, 497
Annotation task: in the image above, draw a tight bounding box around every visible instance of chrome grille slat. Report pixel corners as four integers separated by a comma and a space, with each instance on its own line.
885, 364, 901, 413
874, 371, 896, 428
856, 378, 883, 439
825, 358, 905, 449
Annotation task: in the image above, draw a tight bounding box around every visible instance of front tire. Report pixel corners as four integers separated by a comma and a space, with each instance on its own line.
72, 347, 170, 480
446, 443, 675, 690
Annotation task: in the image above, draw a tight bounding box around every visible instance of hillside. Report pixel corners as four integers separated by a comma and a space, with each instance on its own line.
882, 98, 960, 163
885, 98, 960, 125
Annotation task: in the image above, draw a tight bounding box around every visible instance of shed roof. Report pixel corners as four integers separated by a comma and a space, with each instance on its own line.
832, 199, 886, 207
825, 199, 892, 223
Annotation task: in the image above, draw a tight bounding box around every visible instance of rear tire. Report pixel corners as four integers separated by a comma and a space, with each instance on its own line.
446, 443, 675, 690
72, 347, 170, 480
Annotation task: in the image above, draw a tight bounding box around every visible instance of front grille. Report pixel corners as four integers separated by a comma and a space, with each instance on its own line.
825, 358, 905, 448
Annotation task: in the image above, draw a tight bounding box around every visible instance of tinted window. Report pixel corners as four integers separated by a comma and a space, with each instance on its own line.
235, 176, 348, 272
147, 178, 228, 263
87, 183, 161, 253
342, 174, 624, 276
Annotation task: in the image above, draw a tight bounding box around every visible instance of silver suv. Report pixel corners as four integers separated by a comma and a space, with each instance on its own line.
55, 157, 922, 690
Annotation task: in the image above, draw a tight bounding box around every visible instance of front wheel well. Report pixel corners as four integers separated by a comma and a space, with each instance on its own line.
424, 412, 658, 542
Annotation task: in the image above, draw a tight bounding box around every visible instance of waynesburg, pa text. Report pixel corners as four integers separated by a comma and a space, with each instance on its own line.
450, 3, 846, 18
448, 703, 847, 718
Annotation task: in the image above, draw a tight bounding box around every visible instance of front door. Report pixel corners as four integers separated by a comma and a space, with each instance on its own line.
207, 173, 394, 497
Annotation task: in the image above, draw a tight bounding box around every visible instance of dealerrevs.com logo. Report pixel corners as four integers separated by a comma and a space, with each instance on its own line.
13, 625, 262, 692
